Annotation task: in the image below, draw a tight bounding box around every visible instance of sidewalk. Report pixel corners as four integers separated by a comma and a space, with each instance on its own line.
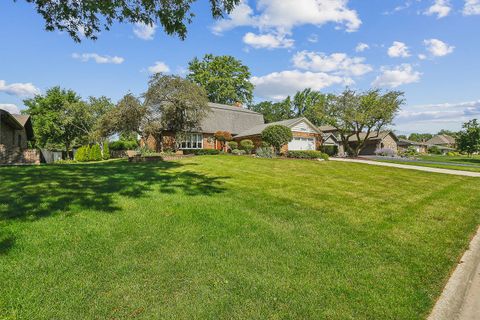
458, 262, 480, 320
330, 158, 480, 178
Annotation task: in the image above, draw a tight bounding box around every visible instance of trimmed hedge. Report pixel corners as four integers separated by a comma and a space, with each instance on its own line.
231, 149, 246, 155
182, 149, 221, 155
240, 139, 254, 154
109, 140, 138, 151
286, 150, 329, 160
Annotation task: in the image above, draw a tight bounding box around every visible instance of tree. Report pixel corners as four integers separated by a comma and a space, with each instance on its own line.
408, 133, 433, 142
321, 89, 404, 157
397, 135, 407, 140
143, 74, 210, 150
261, 125, 293, 154
214, 131, 232, 150
23, 87, 83, 155
248, 100, 292, 123
438, 129, 458, 138
457, 119, 480, 156
187, 54, 254, 105
102, 93, 147, 139
102, 142, 111, 160
22, 0, 240, 42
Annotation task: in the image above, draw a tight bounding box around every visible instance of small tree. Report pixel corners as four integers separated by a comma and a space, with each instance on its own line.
458, 119, 480, 156
75, 146, 86, 162
84, 145, 91, 161
261, 125, 293, 154
89, 144, 102, 161
240, 139, 254, 154
102, 141, 110, 160
214, 131, 232, 150
227, 141, 238, 150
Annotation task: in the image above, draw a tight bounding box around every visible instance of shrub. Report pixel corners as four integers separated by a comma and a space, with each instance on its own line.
182, 149, 221, 155
227, 141, 238, 150
260, 141, 270, 148
261, 125, 293, 154
102, 142, 110, 160
287, 150, 328, 160
109, 139, 138, 150
75, 146, 87, 162
84, 145, 91, 161
428, 146, 442, 155
89, 144, 102, 161
320, 145, 337, 156
231, 149, 246, 155
375, 148, 396, 157
255, 146, 275, 158
240, 139, 254, 154
447, 151, 459, 157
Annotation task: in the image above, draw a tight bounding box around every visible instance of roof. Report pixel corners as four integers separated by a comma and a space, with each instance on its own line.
199, 102, 264, 135
318, 125, 338, 132
397, 138, 430, 147
234, 117, 321, 138
348, 131, 397, 142
0, 110, 34, 140
426, 134, 456, 145
0, 109, 23, 130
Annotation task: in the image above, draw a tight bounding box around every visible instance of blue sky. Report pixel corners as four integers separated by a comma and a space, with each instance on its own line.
1, 0, 479, 134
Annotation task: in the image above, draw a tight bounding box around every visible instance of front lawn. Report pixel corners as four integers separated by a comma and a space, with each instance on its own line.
1, 156, 479, 319
418, 154, 480, 165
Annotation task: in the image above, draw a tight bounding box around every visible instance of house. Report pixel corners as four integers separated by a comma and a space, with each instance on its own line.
233, 117, 323, 152
397, 139, 429, 153
142, 103, 325, 152
0, 109, 39, 164
426, 135, 456, 148
347, 131, 399, 156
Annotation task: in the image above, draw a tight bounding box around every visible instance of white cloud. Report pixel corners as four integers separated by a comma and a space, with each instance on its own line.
424, 39, 454, 57
425, 0, 452, 18
0, 103, 20, 114
387, 41, 411, 58
464, 0, 480, 15
355, 42, 369, 52
292, 51, 372, 76
251, 70, 349, 100
372, 64, 421, 88
243, 32, 294, 49
418, 54, 427, 60
307, 34, 318, 43
213, 0, 361, 36
133, 22, 157, 40
0, 80, 40, 98
147, 61, 170, 74
72, 53, 124, 64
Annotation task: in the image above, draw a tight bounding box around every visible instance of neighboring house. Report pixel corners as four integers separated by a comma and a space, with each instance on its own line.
0, 109, 39, 164
397, 139, 429, 154
426, 135, 456, 148
348, 131, 399, 156
233, 117, 323, 152
142, 103, 326, 152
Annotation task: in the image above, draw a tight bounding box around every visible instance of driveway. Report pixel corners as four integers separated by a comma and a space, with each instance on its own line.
330, 158, 480, 177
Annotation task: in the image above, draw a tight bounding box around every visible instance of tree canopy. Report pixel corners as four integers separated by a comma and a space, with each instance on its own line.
187, 54, 254, 105
22, 0, 241, 42
457, 119, 480, 156
261, 125, 293, 154
321, 89, 404, 157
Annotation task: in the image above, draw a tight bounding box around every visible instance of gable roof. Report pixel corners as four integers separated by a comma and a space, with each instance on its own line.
234, 117, 321, 138
348, 131, 398, 142
199, 102, 264, 135
426, 134, 456, 145
318, 125, 338, 132
0, 110, 35, 140
397, 138, 430, 147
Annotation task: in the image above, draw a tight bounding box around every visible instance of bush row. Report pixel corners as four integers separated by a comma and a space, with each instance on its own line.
286, 150, 329, 160
182, 149, 221, 155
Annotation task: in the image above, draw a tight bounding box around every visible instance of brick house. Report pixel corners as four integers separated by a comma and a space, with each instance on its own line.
0, 109, 39, 164
348, 131, 399, 155
141, 103, 326, 152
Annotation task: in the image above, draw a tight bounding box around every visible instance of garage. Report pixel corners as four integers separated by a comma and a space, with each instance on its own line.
288, 137, 316, 151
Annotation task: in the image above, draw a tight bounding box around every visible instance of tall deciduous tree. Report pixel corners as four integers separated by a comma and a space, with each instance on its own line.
408, 133, 433, 142
321, 89, 404, 157
457, 119, 480, 156
187, 54, 254, 105
21, 0, 240, 42
248, 100, 293, 123
23, 87, 84, 154
143, 74, 210, 150
101, 93, 147, 139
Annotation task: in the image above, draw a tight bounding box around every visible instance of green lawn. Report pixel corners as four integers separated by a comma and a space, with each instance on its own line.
1, 156, 479, 319
377, 154, 480, 173
418, 154, 480, 165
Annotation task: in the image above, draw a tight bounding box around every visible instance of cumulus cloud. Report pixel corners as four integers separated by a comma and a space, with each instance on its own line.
0, 80, 40, 98
213, 0, 361, 38
251, 70, 349, 100
355, 42, 369, 52
292, 51, 372, 76
133, 22, 157, 40
147, 61, 170, 74
0, 103, 20, 114
372, 64, 421, 88
243, 32, 294, 49
464, 0, 480, 15
72, 53, 124, 64
387, 41, 411, 58
423, 39, 454, 57
425, 0, 452, 18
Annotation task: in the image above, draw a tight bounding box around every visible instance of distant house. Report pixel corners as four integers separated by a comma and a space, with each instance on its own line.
397, 139, 429, 153
426, 135, 456, 148
141, 103, 325, 152
347, 131, 399, 156
0, 109, 39, 164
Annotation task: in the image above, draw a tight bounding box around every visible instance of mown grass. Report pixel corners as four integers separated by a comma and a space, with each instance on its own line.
1, 156, 479, 319
418, 154, 480, 165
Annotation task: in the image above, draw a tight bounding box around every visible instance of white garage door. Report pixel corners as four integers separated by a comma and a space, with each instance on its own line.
288, 137, 315, 151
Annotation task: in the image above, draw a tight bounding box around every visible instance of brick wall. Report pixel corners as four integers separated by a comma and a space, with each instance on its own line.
0, 144, 40, 165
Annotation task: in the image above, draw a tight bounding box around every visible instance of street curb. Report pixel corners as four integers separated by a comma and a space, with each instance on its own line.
428, 226, 480, 320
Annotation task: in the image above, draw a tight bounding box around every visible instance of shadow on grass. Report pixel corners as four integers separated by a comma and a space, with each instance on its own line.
450, 158, 480, 165
0, 160, 228, 223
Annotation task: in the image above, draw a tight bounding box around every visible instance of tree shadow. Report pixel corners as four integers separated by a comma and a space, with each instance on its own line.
0, 235, 15, 255
0, 160, 229, 222
450, 158, 480, 165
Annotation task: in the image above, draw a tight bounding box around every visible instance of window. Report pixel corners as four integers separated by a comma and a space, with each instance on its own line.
180, 133, 203, 149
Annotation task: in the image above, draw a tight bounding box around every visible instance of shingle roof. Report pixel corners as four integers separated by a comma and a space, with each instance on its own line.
12, 114, 30, 127
199, 102, 264, 135
426, 135, 456, 145
234, 117, 319, 138
398, 138, 430, 146
318, 125, 338, 132
347, 131, 396, 142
